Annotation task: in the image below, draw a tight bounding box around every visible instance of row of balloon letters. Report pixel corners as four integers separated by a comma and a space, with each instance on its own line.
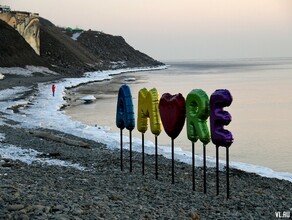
116, 85, 233, 147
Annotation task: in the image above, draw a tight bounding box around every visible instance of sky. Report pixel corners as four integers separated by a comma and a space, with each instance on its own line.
1, 0, 292, 61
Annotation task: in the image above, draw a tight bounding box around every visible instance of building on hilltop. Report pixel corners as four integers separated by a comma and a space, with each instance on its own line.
0, 5, 11, 13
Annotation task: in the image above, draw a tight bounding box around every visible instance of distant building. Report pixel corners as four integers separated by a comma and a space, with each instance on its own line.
0, 5, 11, 13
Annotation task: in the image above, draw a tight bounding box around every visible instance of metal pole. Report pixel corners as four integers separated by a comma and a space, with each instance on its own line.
129, 130, 132, 173
203, 144, 207, 194
192, 142, 195, 191
216, 145, 219, 196
155, 135, 158, 180
142, 133, 145, 175
172, 138, 174, 184
120, 129, 123, 171
226, 146, 230, 199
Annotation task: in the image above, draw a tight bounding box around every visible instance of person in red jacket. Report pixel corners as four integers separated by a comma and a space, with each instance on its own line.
52, 84, 56, 97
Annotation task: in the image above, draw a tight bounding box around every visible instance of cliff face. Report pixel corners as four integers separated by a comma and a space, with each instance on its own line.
0, 20, 45, 67
0, 11, 40, 55
0, 16, 163, 75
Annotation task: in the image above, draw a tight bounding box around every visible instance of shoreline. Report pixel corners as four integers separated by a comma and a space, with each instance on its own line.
1, 66, 292, 219
1, 64, 292, 181
63, 67, 292, 181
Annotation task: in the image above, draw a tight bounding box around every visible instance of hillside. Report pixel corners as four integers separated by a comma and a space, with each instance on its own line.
39, 18, 102, 75
71, 29, 162, 68
0, 17, 163, 75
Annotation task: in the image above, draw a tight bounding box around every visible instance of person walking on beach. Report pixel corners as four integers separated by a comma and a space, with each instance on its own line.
52, 84, 56, 97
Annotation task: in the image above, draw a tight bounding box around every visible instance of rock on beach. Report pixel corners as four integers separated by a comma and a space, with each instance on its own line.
1, 122, 292, 219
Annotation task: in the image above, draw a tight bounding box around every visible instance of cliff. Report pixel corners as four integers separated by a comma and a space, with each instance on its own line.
0, 16, 163, 75
0, 19, 45, 67
0, 10, 40, 55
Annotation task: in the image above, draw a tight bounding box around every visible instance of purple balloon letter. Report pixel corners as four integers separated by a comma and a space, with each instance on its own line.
210, 89, 233, 147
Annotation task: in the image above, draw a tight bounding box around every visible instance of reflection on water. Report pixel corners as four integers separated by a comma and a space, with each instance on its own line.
65, 59, 292, 173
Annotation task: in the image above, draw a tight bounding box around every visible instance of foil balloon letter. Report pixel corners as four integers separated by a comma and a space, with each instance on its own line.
159, 93, 186, 139
116, 84, 135, 172
186, 89, 210, 192
186, 89, 210, 144
210, 89, 233, 147
137, 88, 162, 136
137, 88, 162, 178
159, 93, 186, 184
116, 84, 135, 131
210, 89, 233, 199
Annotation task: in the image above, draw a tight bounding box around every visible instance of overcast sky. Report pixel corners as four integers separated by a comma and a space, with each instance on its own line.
2, 0, 292, 61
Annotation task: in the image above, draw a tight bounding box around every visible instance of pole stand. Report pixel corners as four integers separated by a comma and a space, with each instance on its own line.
192, 142, 195, 191
172, 138, 174, 184
142, 133, 145, 175
226, 146, 230, 199
129, 130, 132, 173
216, 145, 219, 196
120, 129, 123, 171
203, 144, 207, 194
155, 135, 158, 180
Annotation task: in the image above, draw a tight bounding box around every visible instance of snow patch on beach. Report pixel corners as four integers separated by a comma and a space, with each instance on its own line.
230, 161, 292, 182
0, 65, 292, 182
0, 131, 86, 170
0, 133, 5, 142
0, 144, 86, 170
0, 86, 31, 101
0, 66, 58, 77
0, 67, 32, 77
25, 66, 58, 75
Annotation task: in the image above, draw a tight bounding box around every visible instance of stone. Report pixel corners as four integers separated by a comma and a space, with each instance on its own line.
18, 214, 29, 220
109, 194, 123, 201
190, 212, 200, 220
7, 204, 25, 211
52, 205, 65, 212
72, 207, 84, 215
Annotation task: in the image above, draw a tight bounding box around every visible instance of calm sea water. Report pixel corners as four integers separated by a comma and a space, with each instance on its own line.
65, 58, 292, 173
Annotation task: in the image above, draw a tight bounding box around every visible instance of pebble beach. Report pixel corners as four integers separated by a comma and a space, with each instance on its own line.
0, 73, 292, 220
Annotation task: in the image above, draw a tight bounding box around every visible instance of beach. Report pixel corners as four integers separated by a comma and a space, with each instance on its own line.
65, 59, 292, 174
0, 67, 292, 219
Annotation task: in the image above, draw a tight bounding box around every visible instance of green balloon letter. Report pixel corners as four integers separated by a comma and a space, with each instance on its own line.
186, 89, 210, 144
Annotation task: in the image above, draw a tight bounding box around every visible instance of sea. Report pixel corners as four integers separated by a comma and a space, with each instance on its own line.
65, 58, 292, 174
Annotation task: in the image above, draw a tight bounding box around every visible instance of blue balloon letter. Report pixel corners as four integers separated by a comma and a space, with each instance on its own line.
116, 85, 135, 131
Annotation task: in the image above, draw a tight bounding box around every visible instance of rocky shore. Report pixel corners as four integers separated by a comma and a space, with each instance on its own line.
0, 72, 291, 220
